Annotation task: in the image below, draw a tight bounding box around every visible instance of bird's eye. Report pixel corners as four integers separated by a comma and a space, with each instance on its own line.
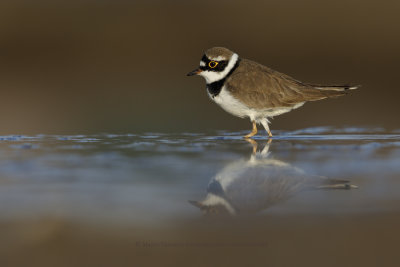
208, 61, 218, 68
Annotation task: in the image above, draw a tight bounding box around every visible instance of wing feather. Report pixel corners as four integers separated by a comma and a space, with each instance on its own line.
225, 59, 351, 109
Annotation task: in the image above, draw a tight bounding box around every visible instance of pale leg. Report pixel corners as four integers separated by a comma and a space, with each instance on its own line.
245, 138, 258, 154
261, 118, 273, 138
245, 138, 272, 157
244, 121, 257, 139
260, 138, 272, 156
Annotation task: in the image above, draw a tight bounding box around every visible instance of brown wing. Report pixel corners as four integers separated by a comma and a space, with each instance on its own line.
225, 59, 350, 110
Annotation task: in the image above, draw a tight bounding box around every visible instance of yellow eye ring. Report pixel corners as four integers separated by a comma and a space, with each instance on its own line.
208, 61, 218, 68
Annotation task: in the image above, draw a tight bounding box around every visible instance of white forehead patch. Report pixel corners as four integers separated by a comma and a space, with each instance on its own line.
199, 53, 239, 84
208, 56, 227, 61
200, 61, 206, 67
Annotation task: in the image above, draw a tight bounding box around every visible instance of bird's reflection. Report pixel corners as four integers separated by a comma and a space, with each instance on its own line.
190, 139, 357, 216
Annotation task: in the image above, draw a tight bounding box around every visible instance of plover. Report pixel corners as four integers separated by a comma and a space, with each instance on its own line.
187, 47, 359, 138
189, 140, 357, 216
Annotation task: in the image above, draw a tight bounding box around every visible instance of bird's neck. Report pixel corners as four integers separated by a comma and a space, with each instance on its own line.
206, 58, 241, 98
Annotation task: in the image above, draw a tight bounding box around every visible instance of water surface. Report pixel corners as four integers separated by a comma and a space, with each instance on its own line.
1, 128, 400, 267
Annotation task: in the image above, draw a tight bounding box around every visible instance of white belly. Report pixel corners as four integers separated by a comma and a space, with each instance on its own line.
209, 86, 304, 122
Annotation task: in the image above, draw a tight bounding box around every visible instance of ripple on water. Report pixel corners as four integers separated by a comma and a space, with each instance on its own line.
118, 141, 156, 148
0, 135, 39, 141
9, 143, 37, 150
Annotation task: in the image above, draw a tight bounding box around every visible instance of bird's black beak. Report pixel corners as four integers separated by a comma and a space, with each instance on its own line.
187, 68, 202, 76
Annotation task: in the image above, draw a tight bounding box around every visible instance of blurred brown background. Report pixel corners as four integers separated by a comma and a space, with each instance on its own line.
0, 0, 399, 134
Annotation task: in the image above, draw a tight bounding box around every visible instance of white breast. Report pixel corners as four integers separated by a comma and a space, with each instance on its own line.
209, 86, 254, 119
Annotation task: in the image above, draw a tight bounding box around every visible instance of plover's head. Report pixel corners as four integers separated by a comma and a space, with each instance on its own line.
187, 47, 239, 84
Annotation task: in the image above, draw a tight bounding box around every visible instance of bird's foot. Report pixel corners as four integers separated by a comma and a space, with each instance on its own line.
244, 133, 256, 139
244, 121, 258, 139
244, 138, 258, 154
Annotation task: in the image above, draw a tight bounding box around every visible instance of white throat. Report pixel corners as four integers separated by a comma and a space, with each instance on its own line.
202, 193, 236, 215
199, 53, 239, 84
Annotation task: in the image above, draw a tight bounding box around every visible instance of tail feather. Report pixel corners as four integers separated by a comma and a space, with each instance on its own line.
298, 84, 360, 101
316, 177, 358, 190
317, 183, 358, 190
311, 84, 361, 91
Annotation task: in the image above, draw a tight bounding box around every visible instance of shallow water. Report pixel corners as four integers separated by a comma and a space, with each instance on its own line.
1, 127, 400, 223
1, 127, 400, 266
